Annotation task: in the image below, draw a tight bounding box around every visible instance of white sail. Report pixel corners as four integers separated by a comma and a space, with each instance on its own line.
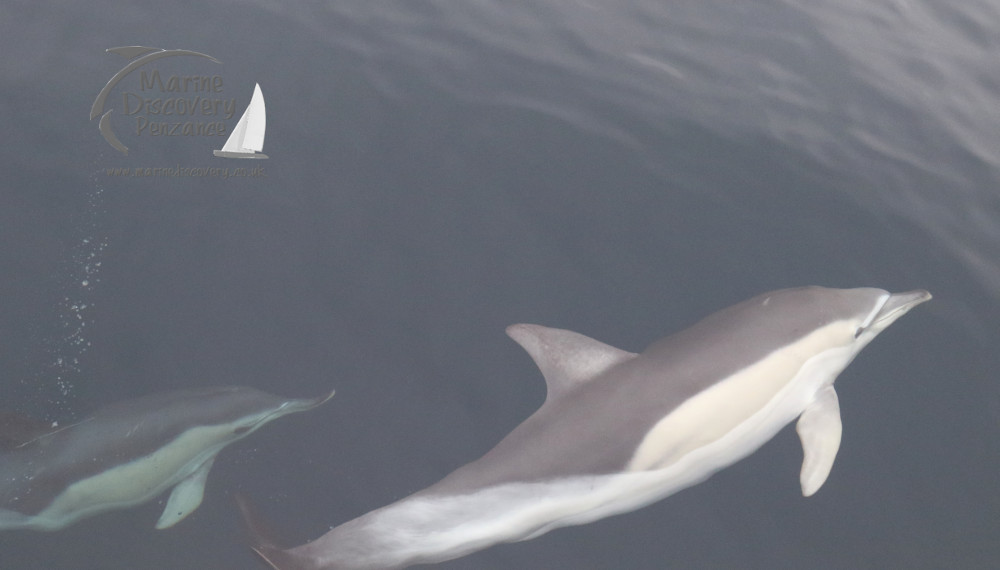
214, 83, 268, 159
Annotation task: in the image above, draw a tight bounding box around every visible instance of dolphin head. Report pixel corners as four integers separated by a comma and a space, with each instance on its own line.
177, 387, 336, 442
748, 286, 932, 352
855, 289, 933, 338
53, 386, 339, 459
812, 287, 932, 350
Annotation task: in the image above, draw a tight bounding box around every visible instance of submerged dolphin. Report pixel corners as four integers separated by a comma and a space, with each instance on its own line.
0, 386, 333, 531
242, 287, 930, 569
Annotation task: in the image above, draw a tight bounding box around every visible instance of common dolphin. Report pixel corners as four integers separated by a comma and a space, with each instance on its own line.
241, 286, 930, 569
0, 386, 334, 531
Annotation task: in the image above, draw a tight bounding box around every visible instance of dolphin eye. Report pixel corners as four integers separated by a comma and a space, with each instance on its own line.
233, 426, 251, 435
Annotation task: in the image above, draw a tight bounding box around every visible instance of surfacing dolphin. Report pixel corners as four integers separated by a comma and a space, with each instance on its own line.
241, 286, 929, 569
0, 386, 334, 531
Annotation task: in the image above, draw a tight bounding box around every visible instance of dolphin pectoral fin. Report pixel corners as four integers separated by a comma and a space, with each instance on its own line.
796, 385, 843, 497
155, 456, 217, 529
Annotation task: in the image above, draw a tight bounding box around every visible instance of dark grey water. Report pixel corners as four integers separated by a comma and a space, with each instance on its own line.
1, 1, 997, 568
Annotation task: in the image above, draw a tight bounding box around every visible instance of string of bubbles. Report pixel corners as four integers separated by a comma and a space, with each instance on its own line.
33, 173, 108, 423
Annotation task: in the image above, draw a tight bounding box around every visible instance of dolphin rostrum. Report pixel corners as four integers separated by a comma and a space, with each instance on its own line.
0, 386, 334, 531
241, 287, 930, 569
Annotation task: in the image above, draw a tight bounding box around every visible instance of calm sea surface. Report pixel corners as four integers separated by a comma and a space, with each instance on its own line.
1, 1, 997, 568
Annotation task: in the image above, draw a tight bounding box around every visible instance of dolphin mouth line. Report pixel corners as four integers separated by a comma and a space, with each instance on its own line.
256, 390, 336, 425
873, 290, 932, 325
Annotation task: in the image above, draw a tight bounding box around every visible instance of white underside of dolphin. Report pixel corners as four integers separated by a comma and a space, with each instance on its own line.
243, 286, 930, 570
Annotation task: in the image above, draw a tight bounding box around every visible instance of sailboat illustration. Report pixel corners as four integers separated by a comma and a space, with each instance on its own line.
214, 83, 269, 159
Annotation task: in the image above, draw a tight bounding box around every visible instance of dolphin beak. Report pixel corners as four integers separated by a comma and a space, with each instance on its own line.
874, 290, 932, 327
263, 389, 336, 422
296, 389, 336, 411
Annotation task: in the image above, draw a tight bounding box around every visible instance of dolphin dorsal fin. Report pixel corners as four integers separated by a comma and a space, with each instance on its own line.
506, 324, 636, 401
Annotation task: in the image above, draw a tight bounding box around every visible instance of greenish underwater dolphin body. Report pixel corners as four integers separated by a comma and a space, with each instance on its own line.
240, 286, 930, 569
0, 386, 334, 531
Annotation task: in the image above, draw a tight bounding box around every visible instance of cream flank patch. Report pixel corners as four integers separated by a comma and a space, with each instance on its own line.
29, 424, 234, 528
627, 320, 857, 472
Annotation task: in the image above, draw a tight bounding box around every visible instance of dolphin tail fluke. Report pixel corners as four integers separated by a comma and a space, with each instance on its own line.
235, 492, 310, 570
